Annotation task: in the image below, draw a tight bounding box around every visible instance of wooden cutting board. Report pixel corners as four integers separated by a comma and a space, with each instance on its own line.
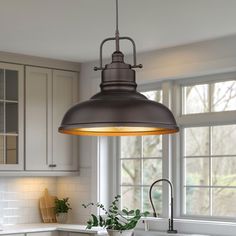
39, 188, 57, 223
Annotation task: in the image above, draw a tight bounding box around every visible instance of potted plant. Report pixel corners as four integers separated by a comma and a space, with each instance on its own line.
55, 197, 72, 223
82, 195, 149, 236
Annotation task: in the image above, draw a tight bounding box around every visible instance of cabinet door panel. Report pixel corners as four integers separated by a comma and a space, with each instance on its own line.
68, 233, 90, 236
52, 70, 78, 171
5, 102, 18, 133
25, 66, 52, 171
0, 62, 24, 170
5, 69, 18, 100
0, 69, 4, 99
7, 234, 25, 236
58, 233, 68, 236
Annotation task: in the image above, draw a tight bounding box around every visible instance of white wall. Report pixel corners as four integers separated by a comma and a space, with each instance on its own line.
80, 34, 236, 84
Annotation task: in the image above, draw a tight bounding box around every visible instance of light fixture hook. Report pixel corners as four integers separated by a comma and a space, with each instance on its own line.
94, 0, 143, 71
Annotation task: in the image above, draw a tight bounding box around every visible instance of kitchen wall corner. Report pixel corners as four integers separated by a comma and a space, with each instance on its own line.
57, 167, 92, 224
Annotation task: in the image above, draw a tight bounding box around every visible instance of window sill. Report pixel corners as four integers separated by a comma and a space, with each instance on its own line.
136, 217, 236, 236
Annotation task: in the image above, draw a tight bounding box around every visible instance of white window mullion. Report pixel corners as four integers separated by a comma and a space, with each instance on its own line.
209, 82, 212, 113
162, 81, 172, 218
117, 137, 122, 210
140, 136, 144, 212
209, 126, 213, 216
3, 69, 6, 164
181, 130, 186, 216
172, 81, 182, 218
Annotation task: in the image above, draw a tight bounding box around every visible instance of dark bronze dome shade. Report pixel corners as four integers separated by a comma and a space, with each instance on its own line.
59, 51, 179, 136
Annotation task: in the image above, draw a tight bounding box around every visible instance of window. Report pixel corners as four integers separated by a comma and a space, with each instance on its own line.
119, 90, 163, 214
182, 80, 236, 114
180, 78, 236, 218
116, 73, 236, 222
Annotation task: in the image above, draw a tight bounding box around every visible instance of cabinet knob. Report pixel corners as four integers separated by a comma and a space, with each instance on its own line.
49, 164, 57, 167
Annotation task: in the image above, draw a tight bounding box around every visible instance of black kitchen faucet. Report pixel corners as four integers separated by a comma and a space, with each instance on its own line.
149, 178, 178, 234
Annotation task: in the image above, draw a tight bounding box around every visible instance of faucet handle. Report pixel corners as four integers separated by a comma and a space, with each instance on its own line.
167, 218, 178, 234
168, 219, 171, 230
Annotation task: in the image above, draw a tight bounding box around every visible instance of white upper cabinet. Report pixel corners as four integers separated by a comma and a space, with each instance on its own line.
52, 70, 78, 171
0, 62, 24, 170
25, 66, 78, 172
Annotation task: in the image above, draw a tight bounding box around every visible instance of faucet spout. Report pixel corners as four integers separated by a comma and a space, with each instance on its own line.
149, 178, 177, 234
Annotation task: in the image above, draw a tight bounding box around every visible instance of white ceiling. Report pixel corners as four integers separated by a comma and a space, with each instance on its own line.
1, 0, 236, 62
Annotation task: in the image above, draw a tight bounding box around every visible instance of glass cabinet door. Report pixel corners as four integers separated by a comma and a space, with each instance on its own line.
0, 63, 24, 170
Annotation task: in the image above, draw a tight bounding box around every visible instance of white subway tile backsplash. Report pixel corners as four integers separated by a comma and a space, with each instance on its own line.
0, 177, 57, 225
0, 168, 92, 225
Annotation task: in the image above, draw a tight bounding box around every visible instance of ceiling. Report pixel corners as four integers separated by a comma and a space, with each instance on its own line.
1, 0, 236, 62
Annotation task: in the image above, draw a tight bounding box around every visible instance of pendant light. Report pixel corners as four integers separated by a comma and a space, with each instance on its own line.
59, 0, 179, 136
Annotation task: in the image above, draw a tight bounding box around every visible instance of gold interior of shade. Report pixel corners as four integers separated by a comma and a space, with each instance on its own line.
59, 126, 178, 136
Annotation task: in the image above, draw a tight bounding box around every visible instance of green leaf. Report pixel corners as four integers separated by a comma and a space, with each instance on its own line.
86, 219, 92, 229
99, 215, 104, 227
135, 209, 140, 215
143, 211, 150, 217
86, 225, 92, 229
106, 219, 112, 226
122, 209, 129, 215
91, 214, 98, 226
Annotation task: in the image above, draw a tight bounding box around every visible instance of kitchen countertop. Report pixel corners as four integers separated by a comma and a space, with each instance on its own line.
0, 224, 209, 236
0, 224, 107, 235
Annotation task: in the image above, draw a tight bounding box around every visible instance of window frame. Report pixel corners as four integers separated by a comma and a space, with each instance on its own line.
175, 72, 236, 222
114, 71, 236, 223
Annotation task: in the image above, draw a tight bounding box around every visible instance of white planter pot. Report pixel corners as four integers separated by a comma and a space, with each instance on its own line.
107, 229, 133, 236
56, 213, 68, 223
